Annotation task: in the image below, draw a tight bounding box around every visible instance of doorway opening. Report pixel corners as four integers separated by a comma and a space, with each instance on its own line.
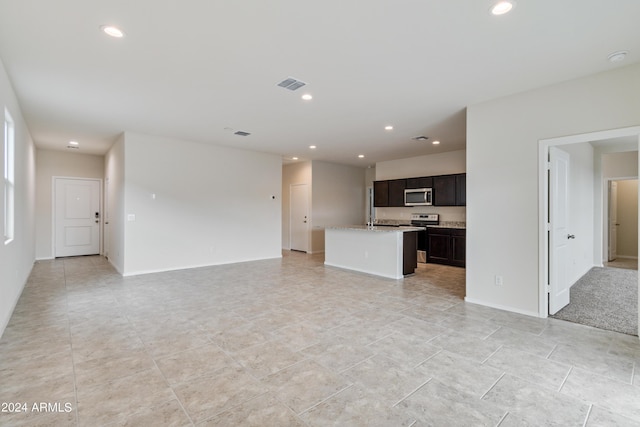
539, 126, 640, 336
605, 178, 638, 269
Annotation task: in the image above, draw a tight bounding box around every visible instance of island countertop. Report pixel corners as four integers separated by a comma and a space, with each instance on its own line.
326, 225, 425, 233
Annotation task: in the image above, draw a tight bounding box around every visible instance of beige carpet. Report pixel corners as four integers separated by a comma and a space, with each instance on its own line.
551, 267, 638, 336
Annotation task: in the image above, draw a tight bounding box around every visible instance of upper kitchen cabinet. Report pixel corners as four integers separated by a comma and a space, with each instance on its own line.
406, 176, 433, 189
373, 180, 389, 207
433, 173, 466, 206
388, 179, 406, 207
455, 173, 466, 206
374, 179, 406, 207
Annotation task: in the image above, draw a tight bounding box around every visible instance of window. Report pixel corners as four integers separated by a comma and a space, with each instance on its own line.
4, 108, 14, 244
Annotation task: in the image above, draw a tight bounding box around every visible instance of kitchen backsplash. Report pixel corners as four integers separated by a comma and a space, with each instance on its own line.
375, 206, 466, 224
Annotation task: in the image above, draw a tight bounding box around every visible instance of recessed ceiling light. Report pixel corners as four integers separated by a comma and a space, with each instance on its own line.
292, 157, 299, 160
490, 1, 515, 15
100, 25, 125, 38
432, 140, 441, 145
68, 141, 79, 146
358, 154, 365, 158
301, 94, 313, 101
385, 125, 393, 131
607, 50, 628, 63
309, 145, 316, 149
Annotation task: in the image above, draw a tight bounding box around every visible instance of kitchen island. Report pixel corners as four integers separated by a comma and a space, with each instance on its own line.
324, 225, 424, 279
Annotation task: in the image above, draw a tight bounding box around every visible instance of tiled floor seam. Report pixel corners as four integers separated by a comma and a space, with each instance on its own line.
479, 372, 506, 400
296, 383, 354, 417
557, 366, 573, 392
150, 356, 196, 426
582, 404, 594, 427
391, 377, 433, 408
63, 260, 81, 427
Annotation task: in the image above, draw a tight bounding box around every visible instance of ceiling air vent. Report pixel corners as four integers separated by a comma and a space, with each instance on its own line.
234, 131, 251, 136
411, 136, 429, 141
277, 77, 307, 91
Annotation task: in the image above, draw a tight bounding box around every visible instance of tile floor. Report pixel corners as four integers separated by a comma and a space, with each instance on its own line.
1, 251, 639, 426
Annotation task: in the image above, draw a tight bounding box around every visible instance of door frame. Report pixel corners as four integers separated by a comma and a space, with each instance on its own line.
52, 176, 103, 258
538, 126, 640, 319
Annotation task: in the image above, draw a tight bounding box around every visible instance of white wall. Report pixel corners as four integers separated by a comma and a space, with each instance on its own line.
35, 150, 104, 260
602, 151, 638, 177
376, 149, 466, 179
281, 160, 365, 253
375, 150, 466, 223
311, 161, 366, 253
466, 63, 640, 316
105, 134, 125, 273
616, 179, 638, 258
0, 58, 36, 338
122, 132, 282, 275
282, 161, 311, 250
561, 143, 595, 284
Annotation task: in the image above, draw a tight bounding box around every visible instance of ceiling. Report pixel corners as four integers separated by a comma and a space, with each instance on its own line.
0, 1, 638, 167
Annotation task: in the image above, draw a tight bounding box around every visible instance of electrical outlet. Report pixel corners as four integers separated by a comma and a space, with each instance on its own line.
495, 275, 503, 286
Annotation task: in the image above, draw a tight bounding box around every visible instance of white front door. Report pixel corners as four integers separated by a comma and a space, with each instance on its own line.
55, 178, 101, 257
290, 183, 309, 252
549, 147, 571, 314
608, 180, 618, 261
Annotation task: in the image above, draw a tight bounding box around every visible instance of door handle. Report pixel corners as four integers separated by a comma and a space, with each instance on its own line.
567, 234, 575, 239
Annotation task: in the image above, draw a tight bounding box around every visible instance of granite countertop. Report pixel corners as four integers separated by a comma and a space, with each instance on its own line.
427, 222, 466, 229
327, 225, 426, 233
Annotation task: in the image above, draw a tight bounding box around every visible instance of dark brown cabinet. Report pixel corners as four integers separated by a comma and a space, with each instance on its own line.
374, 173, 465, 207
406, 176, 433, 189
403, 231, 418, 275
427, 227, 465, 267
455, 174, 466, 206
451, 229, 466, 267
374, 179, 406, 207
388, 179, 406, 207
433, 175, 456, 206
373, 181, 389, 207
433, 173, 466, 206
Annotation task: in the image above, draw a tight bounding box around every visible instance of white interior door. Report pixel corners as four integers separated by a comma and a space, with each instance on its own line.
55, 178, 101, 257
608, 181, 618, 261
549, 147, 572, 314
290, 184, 309, 252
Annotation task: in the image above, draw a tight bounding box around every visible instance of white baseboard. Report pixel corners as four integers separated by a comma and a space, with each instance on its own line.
122, 255, 283, 277
463, 296, 541, 318
35, 256, 55, 261
615, 255, 638, 260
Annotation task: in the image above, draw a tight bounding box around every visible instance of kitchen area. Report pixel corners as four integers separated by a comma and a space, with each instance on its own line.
325, 167, 466, 279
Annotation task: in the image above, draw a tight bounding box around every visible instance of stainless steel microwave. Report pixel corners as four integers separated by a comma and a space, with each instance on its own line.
404, 188, 433, 206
